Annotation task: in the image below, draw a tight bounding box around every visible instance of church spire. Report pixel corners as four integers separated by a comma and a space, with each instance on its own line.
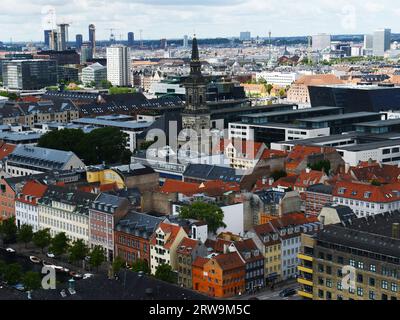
190, 35, 202, 76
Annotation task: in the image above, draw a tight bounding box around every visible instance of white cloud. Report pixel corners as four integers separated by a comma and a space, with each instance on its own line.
0, 0, 397, 41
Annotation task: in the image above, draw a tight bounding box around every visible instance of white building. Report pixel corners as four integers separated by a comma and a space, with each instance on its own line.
256, 71, 299, 87
373, 28, 391, 57
15, 180, 47, 232
106, 45, 131, 87
82, 63, 107, 88
312, 34, 331, 51
240, 32, 251, 41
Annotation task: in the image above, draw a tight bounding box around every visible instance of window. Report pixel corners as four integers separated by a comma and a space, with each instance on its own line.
357, 287, 363, 297
370, 264, 376, 273
382, 280, 389, 290
369, 291, 376, 300
391, 283, 398, 293
369, 278, 376, 286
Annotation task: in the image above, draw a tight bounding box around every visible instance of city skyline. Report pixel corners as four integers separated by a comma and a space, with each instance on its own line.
1, 0, 400, 42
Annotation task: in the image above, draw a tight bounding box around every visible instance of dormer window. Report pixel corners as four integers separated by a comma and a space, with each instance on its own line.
364, 192, 372, 199
338, 188, 346, 195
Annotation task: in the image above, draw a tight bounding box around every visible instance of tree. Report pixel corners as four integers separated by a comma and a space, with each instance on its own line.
271, 170, 287, 182
154, 264, 175, 284
131, 260, 150, 274
179, 202, 226, 234
100, 80, 112, 89
4, 263, 22, 285
309, 160, 331, 175
33, 229, 52, 253
88, 246, 105, 271
112, 256, 126, 274
0, 217, 18, 244
49, 232, 69, 257
109, 87, 136, 95
17, 225, 33, 248
371, 179, 382, 186
69, 239, 89, 265
22, 271, 41, 292
37, 129, 85, 153
0, 260, 6, 277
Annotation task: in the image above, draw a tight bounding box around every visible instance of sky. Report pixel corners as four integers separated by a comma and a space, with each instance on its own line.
0, 0, 399, 42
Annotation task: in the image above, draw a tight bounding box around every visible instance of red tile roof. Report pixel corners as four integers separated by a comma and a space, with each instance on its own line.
286, 145, 335, 171
350, 164, 400, 184
272, 175, 299, 189
160, 179, 240, 196
333, 181, 400, 203
192, 256, 209, 268
294, 169, 326, 189
0, 142, 16, 160
150, 222, 183, 249
215, 139, 266, 160
213, 251, 245, 271
16, 180, 47, 205
177, 237, 200, 255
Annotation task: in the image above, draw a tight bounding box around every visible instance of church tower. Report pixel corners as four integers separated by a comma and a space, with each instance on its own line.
181, 35, 211, 132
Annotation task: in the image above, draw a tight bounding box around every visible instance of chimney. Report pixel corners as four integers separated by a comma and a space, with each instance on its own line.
262, 176, 267, 185
306, 167, 311, 174
392, 223, 400, 239
345, 163, 350, 174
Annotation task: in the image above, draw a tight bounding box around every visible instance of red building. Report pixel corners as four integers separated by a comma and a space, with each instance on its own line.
114, 212, 165, 266
305, 184, 334, 216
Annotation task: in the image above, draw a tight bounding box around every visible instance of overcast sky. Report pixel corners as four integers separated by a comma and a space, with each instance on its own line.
0, 0, 399, 42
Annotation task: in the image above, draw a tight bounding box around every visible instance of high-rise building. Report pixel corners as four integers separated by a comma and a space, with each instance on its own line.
240, 31, 251, 41
363, 34, 373, 50
312, 34, 331, 51
373, 28, 391, 57
160, 38, 167, 50
2, 59, 58, 90
82, 62, 107, 88
76, 34, 83, 49
106, 45, 131, 87
44, 30, 51, 47
128, 32, 135, 46
183, 35, 189, 48
80, 42, 93, 64
89, 24, 96, 57
50, 30, 59, 51
58, 24, 69, 51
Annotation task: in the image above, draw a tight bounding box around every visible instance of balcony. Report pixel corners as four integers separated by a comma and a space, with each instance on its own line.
298, 290, 313, 299
297, 277, 313, 287
298, 253, 313, 262
298, 265, 313, 274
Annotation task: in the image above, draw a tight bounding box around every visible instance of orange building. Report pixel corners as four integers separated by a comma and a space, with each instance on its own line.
192, 251, 245, 298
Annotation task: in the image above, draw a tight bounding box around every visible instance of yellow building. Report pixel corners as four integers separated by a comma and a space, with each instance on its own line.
86, 168, 126, 189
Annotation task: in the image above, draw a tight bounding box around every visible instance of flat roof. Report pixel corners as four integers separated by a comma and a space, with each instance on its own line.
300, 112, 380, 123
355, 118, 400, 127
338, 139, 400, 151
311, 84, 400, 90
241, 106, 342, 118
73, 118, 153, 130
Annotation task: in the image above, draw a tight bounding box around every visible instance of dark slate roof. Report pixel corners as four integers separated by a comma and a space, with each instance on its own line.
306, 183, 333, 195
183, 164, 243, 183
316, 211, 400, 259
95, 192, 127, 208
39, 185, 96, 215
115, 211, 166, 239
22, 272, 211, 300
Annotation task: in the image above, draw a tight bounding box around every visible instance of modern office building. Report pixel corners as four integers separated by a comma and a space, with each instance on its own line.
298, 211, 400, 300
2, 59, 58, 90
128, 32, 135, 46
81, 62, 107, 88
89, 24, 96, 57
37, 50, 80, 66
80, 42, 93, 64
309, 85, 400, 113
240, 31, 251, 41
58, 23, 69, 51
373, 28, 391, 57
49, 30, 59, 51
256, 71, 299, 87
107, 45, 131, 87
44, 30, 51, 47
183, 35, 189, 48
312, 34, 331, 51
76, 34, 83, 49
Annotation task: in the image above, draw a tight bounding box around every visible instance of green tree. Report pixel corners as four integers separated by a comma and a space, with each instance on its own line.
17, 225, 33, 248
179, 202, 226, 234
109, 87, 136, 95
309, 160, 331, 175
0, 260, 6, 277
130, 260, 150, 274
271, 170, 287, 182
154, 264, 175, 284
0, 217, 18, 244
100, 80, 113, 89
32, 229, 52, 253
49, 232, 69, 257
371, 179, 382, 186
88, 246, 105, 271
4, 263, 22, 285
112, 256, 126, 274
37, 129, 85, 153
69, 239, 89, 265
22, 271, 41, 292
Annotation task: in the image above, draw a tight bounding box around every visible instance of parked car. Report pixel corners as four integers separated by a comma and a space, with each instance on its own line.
279, 288, 297, 298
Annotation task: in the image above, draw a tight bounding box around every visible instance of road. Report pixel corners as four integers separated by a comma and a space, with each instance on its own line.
231, 280, 302, 301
